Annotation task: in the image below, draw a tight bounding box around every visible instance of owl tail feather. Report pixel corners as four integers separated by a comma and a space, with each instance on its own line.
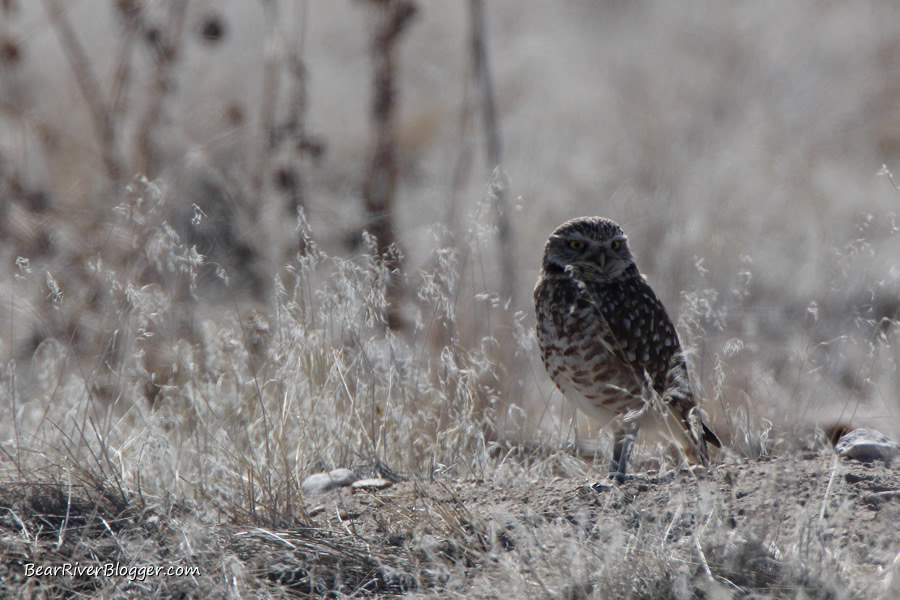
685, 407, 720, 468
703, 421, 722, 448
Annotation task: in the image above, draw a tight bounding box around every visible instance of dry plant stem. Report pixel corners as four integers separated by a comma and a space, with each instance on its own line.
42, 0, 124, 181
281, 1, 312, 212
6, 357, 21, 472
135, 0, 188, 177
255, 0, 282, 200
469, 0, 514, 306
446, 73, 474, 243
446, 7, 478, 244
108, 4, 141, 122
362, 0, 417, 330
264, 2, 316, 215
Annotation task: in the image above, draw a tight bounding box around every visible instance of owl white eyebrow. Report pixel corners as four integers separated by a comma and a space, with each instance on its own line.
551, 234, 590, 241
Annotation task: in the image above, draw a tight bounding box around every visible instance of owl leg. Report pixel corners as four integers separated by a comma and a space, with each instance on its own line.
609, 425, 636, 483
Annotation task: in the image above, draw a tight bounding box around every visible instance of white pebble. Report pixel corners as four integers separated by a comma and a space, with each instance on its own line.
301, 468, 358, 495
835, 429, 898, 464
351, 477, 394, 491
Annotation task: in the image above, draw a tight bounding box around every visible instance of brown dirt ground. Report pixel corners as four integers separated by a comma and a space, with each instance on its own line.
294, 451, 900, 598
4, 451, 899, 598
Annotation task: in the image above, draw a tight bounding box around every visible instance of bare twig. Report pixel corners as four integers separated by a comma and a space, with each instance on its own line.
274, 0, 319, 214
446, 63, 475, 245
108, 0, 142, 122
362, 0, 417, 330
254, 0, 282, 200
42, 0, 125, 181
135, 0, 188, 177
470, 0, 514, 306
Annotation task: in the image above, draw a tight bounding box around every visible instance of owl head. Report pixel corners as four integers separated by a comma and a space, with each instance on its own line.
541, 216, 638, 282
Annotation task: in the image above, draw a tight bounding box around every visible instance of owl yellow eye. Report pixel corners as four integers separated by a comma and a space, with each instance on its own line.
568, 241, 585, 250
611, 240, 622, 251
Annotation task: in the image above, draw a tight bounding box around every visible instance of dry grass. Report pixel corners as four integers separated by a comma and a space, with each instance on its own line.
1, 1, 899, 598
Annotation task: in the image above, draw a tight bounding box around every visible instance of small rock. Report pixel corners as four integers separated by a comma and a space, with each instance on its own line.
351, 477, 393, 491
864, 491, 900, 507
834, 428, 898, 464
301, 468, 358, 495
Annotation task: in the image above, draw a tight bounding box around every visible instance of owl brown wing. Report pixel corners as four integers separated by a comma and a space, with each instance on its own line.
579, 275, 722, 450
578, 276, 682, 394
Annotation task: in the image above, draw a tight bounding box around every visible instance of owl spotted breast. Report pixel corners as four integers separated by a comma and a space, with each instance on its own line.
533, 216, 720, 481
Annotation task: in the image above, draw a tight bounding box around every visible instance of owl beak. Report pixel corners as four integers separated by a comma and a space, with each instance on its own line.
594, 250, 607, 269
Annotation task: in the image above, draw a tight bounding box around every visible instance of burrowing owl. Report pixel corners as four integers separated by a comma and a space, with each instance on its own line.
534, 217, 720, 481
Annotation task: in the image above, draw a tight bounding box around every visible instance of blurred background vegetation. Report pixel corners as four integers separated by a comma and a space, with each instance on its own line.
1, 3, 900, 596
1, 0, 899, 485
